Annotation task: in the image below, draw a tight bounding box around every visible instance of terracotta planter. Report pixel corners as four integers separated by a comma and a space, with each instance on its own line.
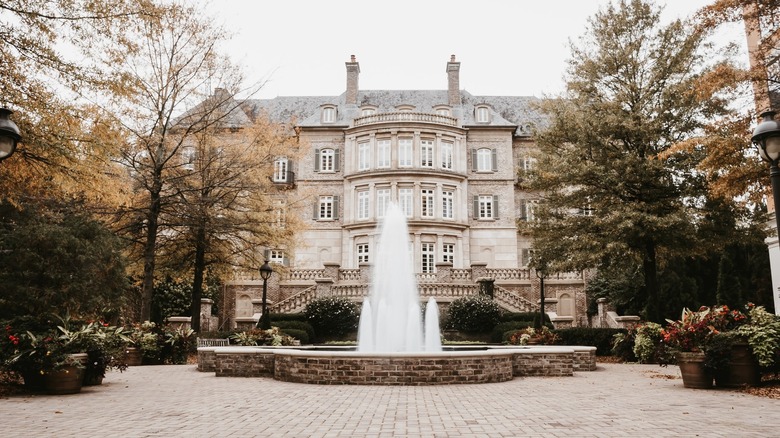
714, 342, 761, 388
677, 351, 713, 389
43, 353, 88, 395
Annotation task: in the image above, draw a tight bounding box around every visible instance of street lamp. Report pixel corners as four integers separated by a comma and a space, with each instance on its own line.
536, 268, 546, 329
752, 110, 780, 235
0, 108, 22, 163
257, 260, 274, 330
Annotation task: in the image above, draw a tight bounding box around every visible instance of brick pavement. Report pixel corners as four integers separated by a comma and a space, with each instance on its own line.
2, 363, 779, 437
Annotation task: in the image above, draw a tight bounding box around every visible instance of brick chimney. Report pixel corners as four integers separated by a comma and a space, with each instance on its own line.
345, 55, 360, 105
447, 55, 461, 106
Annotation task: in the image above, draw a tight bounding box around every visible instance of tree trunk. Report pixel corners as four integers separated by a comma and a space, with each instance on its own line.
141, 191, 161, 322
191, 223, 207, 333
643, 240, 660, 323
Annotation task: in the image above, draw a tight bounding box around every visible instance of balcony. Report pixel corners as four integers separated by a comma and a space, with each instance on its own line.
353, 112, 458, 128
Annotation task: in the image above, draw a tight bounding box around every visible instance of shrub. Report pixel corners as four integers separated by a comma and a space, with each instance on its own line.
500, 312, 552, 325
279, 329, 309, 344
304, 297, 359, 341
270, 313, 307, 322
491, 321, 532, 343
507, 326, 560, 345
273, 320, 315, 341
446, 295, 501, 333
554, 327, 627, 356
632, 322, 664, 363
229, 327, 295, 346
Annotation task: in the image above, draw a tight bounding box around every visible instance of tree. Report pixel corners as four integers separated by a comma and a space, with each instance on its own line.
106, 3, 255, 322
161, 108, 308, 331
527, 0, 741, 322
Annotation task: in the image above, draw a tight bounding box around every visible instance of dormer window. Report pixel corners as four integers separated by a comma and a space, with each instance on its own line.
360, 106, 376, 116
475, 106, 490, 123
322, 106, 337, 123
396, 105, 415, 112
434, 106, 451, 117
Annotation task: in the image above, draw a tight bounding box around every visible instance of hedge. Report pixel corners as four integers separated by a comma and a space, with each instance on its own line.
273, 320, 316, 341
279, 328, 309, 344
490, 321, 532, 343
553, 327, 627, 355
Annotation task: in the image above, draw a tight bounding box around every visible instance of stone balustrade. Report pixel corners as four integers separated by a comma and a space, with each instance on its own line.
353, 112, 458, 127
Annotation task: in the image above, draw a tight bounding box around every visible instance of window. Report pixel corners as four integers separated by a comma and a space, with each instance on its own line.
376, 139, 390, 168
376, 188, 390, 218
442, 190, 454, 219
316, 195, 339, 220
322, 106, 336, 123
474, 195, 499, 220
420, 139, 434, 168
398, 138, 412, 167
442, 243, 454, 264
475, 106, 489, 123
522, 156, 536, 171
357, 243, 369, 264
269, 250, 285, 265
357, 191, 369, 220
361, 107, 375, 116
315, 148, 339, 172
358, 142, 370, 171
474, 148, 496, 172
519, 199, 537, 221
421, 243, 435, 273
399, 188, 413, 217
421, 189, 434, 218
441, 142, 453, 170
521, 248, 534, 267
396, 105, 414, 112
273, 157, 289, 182
435, 107, 451, 117
182, 146, 195, 171
274, 200, 287, 228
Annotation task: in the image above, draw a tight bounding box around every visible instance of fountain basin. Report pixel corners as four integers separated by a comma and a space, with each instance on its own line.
199, 345, 596, 385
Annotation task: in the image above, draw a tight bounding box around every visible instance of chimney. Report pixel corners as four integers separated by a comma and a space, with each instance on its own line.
447, 55, 461, 106
345, 55, 360, 105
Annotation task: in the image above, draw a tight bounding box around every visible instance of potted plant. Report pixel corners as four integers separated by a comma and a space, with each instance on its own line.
8, 329, 88, 394
126, 321, 164, 365
661, 306, 717, 389
83, 322, 131, 385
507, 326, 559, 346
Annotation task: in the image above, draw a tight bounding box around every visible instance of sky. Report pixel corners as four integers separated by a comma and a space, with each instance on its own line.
204, 0, 747, 100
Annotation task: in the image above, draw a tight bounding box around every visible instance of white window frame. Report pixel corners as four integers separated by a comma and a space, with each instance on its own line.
322, 107, 336, 123
376, 188, 390, 218
398, 138, 413, 167
435, 107, 451, 117
442, 243, 454, 264
440, 142, 453, 170
182, 146, 195, 171
421, 242, 435, 274
360, 107, 375, 116
320, 149, 335, 172
475, 106, 489, 123
357, 190, 369, 220
273, 157, 289, 182
476, 148, 492, 172
399, 188, 413, 217
319, 196, 335, 220
376, 139, 391, 168
420, 139, 434, 168
442, 190, 454, 220
269, 250, 285, 265
421, 188, 434, 218
478, 195, 495, 219
358, 142, 370, 171
357, 243, 369, 264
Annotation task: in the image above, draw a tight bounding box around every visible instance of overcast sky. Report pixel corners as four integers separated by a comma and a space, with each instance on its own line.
204, 0, 746, 99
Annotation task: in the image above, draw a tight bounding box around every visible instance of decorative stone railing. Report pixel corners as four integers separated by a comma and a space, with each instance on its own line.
353, 112, 458, 127
339, 269, 362, 281
417, 273, 438, 283
484, 268, 531, 281
270, 285, 318, 313
331, 284, 369, 300
451, 269, 472, 281
493, 285, 537, 313
286, 269, 326, 281
418, 283, 479, 301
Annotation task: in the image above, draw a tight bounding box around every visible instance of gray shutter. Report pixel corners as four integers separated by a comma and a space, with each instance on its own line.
282, 255, 290, 267
493, 195, 499, 219
333, 195, 340, 220
473, 195, 479, 219
263, 249, 270, 261
491, 149, 498, 172
519, 199, 527, 221
471, 149, 477, 172
314, 149, 320, 172
313, 198, 319, 220
287, 160, 294, 183
334, 149, 341, 172
521, 249, 530, 267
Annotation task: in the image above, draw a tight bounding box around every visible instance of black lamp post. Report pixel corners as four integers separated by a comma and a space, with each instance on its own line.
752, 111, 780, 235
0, 108, 21, 163
257, 260, 274, 330
536, 268, 546, 329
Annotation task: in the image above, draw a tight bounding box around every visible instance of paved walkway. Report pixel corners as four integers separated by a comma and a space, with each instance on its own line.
2, 363, 779, 437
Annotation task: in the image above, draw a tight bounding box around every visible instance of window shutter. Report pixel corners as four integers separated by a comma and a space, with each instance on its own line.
287, 160, 294, 183
473, 195, 479, 219
282, 256, 290, 267
493, 195, 499, 219
471, 149, 477, 172
263, 249, 270, 261
333, 195, 340, 220
519, 199, 527, 221
314, 149, 320, 172
491, 149, 498, 172
334, 149, 341, 172
521, 249, 530, 267
313, 199, 319, 220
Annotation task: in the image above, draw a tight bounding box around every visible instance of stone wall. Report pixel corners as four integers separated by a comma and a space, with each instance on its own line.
214, 348, 275, 377
512, 349, 574, 377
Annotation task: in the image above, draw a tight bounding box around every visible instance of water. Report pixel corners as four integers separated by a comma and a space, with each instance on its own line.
357, 203, 442, 352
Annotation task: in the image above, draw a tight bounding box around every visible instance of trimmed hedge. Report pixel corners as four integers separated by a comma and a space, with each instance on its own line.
270, 313, 307, 322
273, 320, 316, 341
304, 297, 359, 341
491, 321, 532, 343
446, 295, 502, 333
279, 328, 309, 344
553, 327, 627, 355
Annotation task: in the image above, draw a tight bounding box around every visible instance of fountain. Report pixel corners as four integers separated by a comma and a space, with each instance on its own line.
357, 202, 441, 352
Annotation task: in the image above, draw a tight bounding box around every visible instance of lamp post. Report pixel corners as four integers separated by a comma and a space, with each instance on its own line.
257, 260, 274, 330
536, 268, 546, 329
0, 108, 21, 163
752, 111, 780, 236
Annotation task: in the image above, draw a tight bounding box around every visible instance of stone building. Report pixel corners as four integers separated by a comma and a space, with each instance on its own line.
209, 56, 589, 330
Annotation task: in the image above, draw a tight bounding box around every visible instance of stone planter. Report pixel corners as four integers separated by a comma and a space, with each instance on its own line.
677, 351, 713, 389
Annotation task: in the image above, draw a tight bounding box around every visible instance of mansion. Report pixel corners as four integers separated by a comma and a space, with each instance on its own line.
210, 56, 593, 330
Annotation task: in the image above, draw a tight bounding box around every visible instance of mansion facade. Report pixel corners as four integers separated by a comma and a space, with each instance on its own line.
216, 56, 591, 330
